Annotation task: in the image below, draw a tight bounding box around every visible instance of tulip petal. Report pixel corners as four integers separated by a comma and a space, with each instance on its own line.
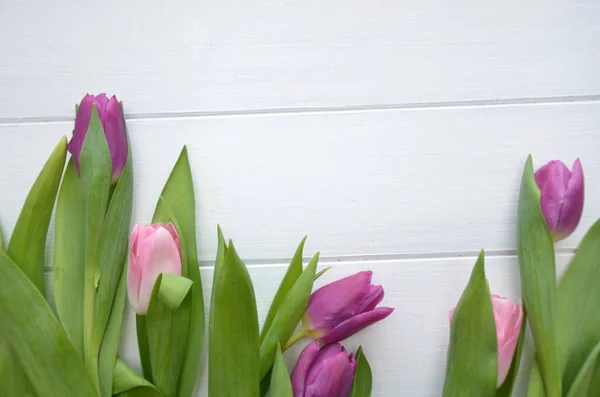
68, 94, 96, 170
305, 344, 345, 386
305, 271, 373, 330
319, 307, 394, 344
104, 96, 128, 181
304, 352, 354, 397
291, 341, 320, 397
491, 295, 523, 386
137, 226, 182, 314
94, 93, 109, 114
554, 159, 584, 240
357, 285, 385, 313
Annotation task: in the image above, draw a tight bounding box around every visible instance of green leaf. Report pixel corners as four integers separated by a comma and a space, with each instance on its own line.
94, 139, 133, 397
151, 146, 204, 397
350, 346, 373, 397
98, 262, 128, 397
80, 104, 113, 390
259, 252, 319, 380
442, 251, 497, 397
556, 220, 600, 395
270, 344, 293, 397
112, 359, 162, 397
8, 136, 67, 294
517, 155, 561, 397
146, 274, 193, 397
1, 138, 65, 397
0, 250, 97, 396
260, 236, 307, 343
497, 307, 528, 397
54, 160, 86, 355
209, 236, 260, 397
314, 266, 331, 281
528, 361, 546, 397
566, 340, 600, 397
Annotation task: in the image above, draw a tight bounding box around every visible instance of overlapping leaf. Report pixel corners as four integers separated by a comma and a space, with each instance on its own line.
350, 346, 373, 397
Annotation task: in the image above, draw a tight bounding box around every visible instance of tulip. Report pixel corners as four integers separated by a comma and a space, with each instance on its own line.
302, 271, 393, 344
291, 341, 356, 397
127, 223, 182, 315
534, 159, 584, 241
68, 93, 128, 182
449, 294, 523, 387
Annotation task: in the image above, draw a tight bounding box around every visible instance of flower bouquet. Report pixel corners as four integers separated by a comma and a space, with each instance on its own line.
0, 94, 393, 397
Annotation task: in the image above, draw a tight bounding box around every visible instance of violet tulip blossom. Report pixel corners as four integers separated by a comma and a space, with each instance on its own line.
534, 159, 584, 241
127, 223, 182, 315
302, 271, 393, 344
291, 341, 356, 397
449, 295, 523, 387
68, 93, 128, 182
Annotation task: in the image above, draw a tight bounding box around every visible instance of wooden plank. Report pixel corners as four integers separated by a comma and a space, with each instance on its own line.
0, 102, 598, 262
43, 253, 573, 396
1, 0, 599, 118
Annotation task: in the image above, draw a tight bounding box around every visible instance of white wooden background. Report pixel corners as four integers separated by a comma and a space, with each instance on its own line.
1, 0, 600, 395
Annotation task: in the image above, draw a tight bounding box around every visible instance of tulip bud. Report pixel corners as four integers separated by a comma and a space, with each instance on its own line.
127, 223, 182, 315
302, 271, 393, 344
67, 93, 128, 182
291, 341, 356, 397
534, 159, 584, 241
449, 294, 523, 387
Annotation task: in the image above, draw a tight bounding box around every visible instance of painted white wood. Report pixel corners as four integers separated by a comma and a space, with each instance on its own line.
41, 253, 572, 396
1, 0, 600, 119
1, 102, 599, 263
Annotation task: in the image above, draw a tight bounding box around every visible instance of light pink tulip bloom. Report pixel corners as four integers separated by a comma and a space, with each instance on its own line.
302, 271, 394, 344
449, 295, 523, 387
535, 159, 584, 241
127, 223, 182, 315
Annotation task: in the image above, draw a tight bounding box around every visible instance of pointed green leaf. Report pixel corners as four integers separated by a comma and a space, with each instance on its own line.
0, 250, 97, 396
8, 136, 67, 294
497, 307, 528, 397
556, 220, 600, 395
314, 266, 331, 281
270, 344, 293, 397
259, 252, 319, 380
80, 104, 113, 390
442, 251, 497, 397
113, 359, 162, 397
528, 361, 546, 397
146, 274, 193, 397
94, 140, 133, 397
54, 160, 86, 355
566, 340, 600, 397
517, 155, 561, 397
151, 146, 204, 397
209, 238, 260, 397
98, 262, 128, 397
260, 236, 307, 343
350, 346, 373, 397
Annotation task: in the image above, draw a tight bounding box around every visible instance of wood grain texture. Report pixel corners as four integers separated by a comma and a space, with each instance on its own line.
1, 0, 599, 118
41, 253, 572, 396
1, 102, 599, 263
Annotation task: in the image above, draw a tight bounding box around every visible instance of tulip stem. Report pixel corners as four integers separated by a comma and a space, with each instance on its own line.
284, 330, 306, 351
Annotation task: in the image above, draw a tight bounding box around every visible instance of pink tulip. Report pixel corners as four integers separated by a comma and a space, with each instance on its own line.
68, 93, 128, 182
534, 159, 584, 241
291, 341, 356, 397
127, 223, 182, 315
302, 271, 394, 344
449, 295, 523, 387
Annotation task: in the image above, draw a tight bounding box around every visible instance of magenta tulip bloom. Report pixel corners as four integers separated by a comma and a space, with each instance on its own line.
449, 295, 523, 387
291, 342, 356, 397
535, 159, 584, 241
68, 93, 128, 182
127, 223, 182, 315
302, 271, 394, 344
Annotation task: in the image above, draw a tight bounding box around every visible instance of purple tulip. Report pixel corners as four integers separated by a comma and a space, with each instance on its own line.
291, 341, 356, 397
534, 159, 584, 241
68, 93, 128, 182
302, 271, 393, 344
